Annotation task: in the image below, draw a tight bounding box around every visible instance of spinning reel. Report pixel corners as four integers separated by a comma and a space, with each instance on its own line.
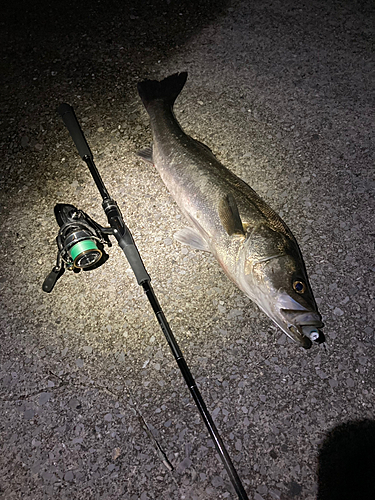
42, 203, 111, 292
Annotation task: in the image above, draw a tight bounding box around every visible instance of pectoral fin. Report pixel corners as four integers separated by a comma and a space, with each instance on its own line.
137, 145, 153, 164
218, 193, 245, 236
174, 227, 210, 252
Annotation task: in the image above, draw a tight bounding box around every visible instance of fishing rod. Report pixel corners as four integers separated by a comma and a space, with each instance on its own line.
43, 103, 250, 500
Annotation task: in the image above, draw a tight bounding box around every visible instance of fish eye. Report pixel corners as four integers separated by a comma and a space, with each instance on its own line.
293, 280, 306, 294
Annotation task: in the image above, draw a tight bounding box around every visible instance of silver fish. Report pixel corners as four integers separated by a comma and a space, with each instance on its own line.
137, 72, 324, 349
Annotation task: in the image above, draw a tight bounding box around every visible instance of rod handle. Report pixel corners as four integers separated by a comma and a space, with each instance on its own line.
57, 103, 93, 160
116, 232, 151, 285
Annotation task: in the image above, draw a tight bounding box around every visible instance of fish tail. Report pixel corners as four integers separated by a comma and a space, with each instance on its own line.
137, 72, 188, 110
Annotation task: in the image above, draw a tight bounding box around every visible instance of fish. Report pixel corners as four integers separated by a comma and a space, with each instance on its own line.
137, 72, 324, 349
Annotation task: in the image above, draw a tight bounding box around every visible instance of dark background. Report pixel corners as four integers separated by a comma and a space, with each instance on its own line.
1, 1, 374, 499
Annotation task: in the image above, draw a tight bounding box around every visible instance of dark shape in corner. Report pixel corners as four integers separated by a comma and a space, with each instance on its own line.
317, 419, 375, 500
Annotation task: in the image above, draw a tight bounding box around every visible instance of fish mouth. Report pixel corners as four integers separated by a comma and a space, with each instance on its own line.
288, 324, 325, 348
280, 309, 324, 349
258, 294, 325, 348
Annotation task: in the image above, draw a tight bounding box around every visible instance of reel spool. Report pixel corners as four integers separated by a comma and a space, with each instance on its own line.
57, 218, 102, 269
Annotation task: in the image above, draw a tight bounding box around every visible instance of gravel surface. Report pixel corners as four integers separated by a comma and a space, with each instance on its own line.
1, 1, 374, 499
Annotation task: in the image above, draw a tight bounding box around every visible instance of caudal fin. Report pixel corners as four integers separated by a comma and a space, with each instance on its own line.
137, 72, 188, 110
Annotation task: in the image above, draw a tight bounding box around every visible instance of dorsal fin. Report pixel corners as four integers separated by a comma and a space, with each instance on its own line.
193, 138, 214, 155
218, 194, 245, 236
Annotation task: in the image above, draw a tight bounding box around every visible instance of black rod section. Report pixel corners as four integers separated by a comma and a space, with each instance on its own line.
84, 156, 110, 201
142, 280, 249, 500
57, 103, 93, 160
57, 103, 110, 200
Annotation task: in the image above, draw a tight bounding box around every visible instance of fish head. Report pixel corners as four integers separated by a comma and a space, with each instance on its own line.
238, 224, 324, 348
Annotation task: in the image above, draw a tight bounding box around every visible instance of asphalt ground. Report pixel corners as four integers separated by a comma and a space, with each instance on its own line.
1, 1, 374, 499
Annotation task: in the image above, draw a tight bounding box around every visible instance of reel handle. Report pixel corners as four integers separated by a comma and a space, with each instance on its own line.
42, 253, 64, 293
42, 267, 62, 293
57, 103, 93, 160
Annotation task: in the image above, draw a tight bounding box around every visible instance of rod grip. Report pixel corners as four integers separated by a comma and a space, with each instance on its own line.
57, 103, 93, 160
117, 235, 151, 285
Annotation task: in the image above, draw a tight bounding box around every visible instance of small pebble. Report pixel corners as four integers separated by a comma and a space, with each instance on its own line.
211, 475, 224, 487
177, 457, 192, 472
333, 307, 344, 316
38, 392, 53, 405
24, 409, 35, 419
69, 398, 81, 409
346, 378, 355, 387
254, 493, 265, 500
64, 471, 74, 481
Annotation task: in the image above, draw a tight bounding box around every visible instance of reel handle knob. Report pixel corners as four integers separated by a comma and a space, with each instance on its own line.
42, 263, 64, 293
42, 269, 60, 293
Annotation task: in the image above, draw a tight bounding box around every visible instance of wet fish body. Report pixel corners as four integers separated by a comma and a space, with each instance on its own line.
137, 73, 324, 348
